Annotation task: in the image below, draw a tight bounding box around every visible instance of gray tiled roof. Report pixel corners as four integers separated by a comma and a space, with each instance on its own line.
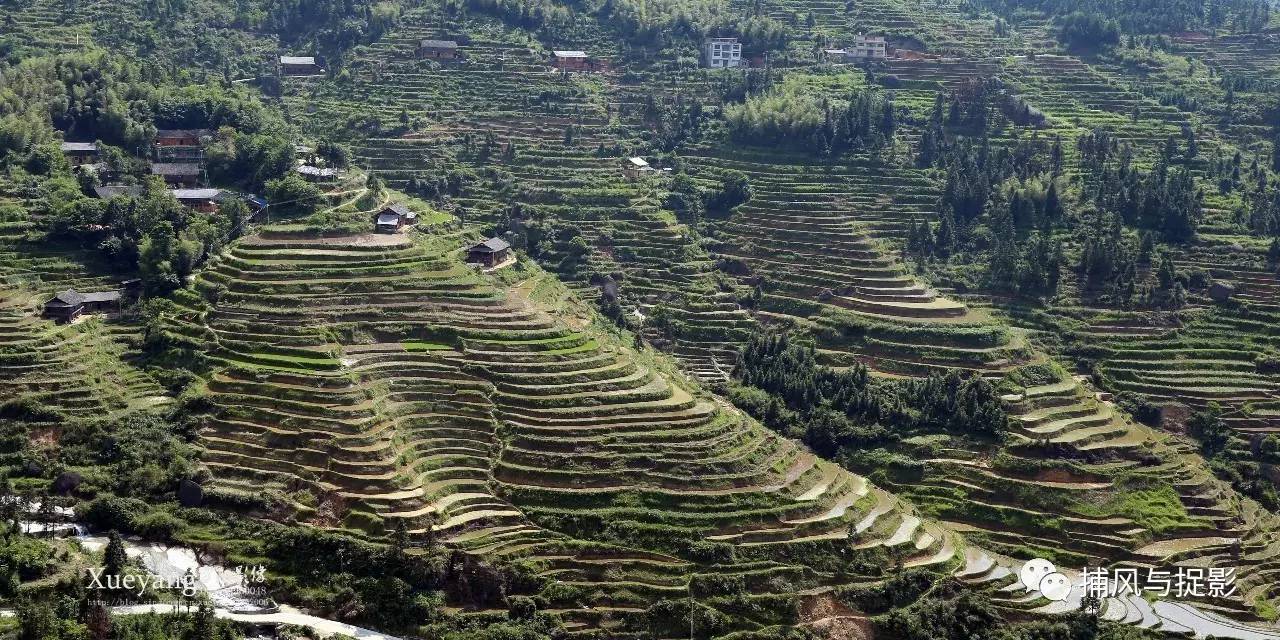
470, 237, 511, 253
151, 163, 202, 176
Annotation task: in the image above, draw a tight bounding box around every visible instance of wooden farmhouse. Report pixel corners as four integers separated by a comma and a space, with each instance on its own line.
466, 237, 512, 268
154, 129, 211, 160
60, 141, 99, 165
280, 56, 323, 75
155, 129, 212, 147
43, 289, 122, 323
150, 163, 202, 187
416, 39, 459, 60
375, 203, 413, 233
172, 188, 222, 213
552, 50, 592, 71
623, 156, 652, 179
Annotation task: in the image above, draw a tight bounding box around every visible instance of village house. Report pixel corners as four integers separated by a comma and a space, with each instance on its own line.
375, 202, 412, 233
552, 50, 591, 71
60, 142, 99, 165
172, 188, 222, 213
280, 56, 323, 76
151, 163, 202, 187
295, 164, 342, 183
623, 156, 653, 179
416, 39, 459, 60
849, 34, 888, 59
155, 129, 212, 147
702, 37, 743, 68
43, 289, 122, 323
830, 35, 886, 60
154, 129, 211, 161
465, 237, 512, 268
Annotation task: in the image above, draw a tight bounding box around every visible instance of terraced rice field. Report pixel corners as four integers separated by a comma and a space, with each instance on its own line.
265, 11, 1280, 624
0, 291, 169, 423
0, 195, 170, 426
162, 193, 973, 633
680, 145, 1032, 378
871, 368, 1280, 618
284, 12, 765, 384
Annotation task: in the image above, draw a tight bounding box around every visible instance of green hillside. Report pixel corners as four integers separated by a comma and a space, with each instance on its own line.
1, 0, 1280, 637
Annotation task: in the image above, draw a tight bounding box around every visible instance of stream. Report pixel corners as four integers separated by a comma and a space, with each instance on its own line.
25, 517, 1280, 640
26, 517, 402, 640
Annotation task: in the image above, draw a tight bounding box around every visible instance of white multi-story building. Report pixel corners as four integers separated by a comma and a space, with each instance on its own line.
846, 34, 887, 59
703, 37, 743, 68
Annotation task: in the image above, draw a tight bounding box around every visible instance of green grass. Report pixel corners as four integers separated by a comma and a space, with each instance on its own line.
403, 340, 451, 351
1075, 478, 1192, 535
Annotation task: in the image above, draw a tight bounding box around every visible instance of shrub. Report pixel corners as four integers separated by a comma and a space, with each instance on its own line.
80, 495, 150, 532
1055, 12, 1120, 52
265, 174, 322, 215
132, 509, 187, 541
1256, 354, 1280, 374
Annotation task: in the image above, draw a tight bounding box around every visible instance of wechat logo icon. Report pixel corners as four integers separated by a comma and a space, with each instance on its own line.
1020, 558, 1072, 602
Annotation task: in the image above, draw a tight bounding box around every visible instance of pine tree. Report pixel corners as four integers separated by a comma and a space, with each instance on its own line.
391, 517, 409, 558
15, 597, 55, 640
104, 530, 127, 577
1050, 136, 1064, 176
35, 494, 53, 535
989, 199, 1018, 290
1157, 253, 1177, 290
934, 210, 956, 259
1170, 281, 1187, 309
880, 100, 895, 140
1043, 181, 1062, 224
192, 596, 215, 640
424, 510, 439, 548
1272, 134, 1280, 174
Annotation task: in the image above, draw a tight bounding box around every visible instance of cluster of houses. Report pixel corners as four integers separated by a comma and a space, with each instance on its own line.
546, 36, 882, 71
60, 129, 227, 213
90, 185, 223, 212
62, 128, 349, 220
281, 39, 464, 76
368, 196, 513, 267
698, 34, 888, 69
370, 201, 514, 269
282, 33, 885, 80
